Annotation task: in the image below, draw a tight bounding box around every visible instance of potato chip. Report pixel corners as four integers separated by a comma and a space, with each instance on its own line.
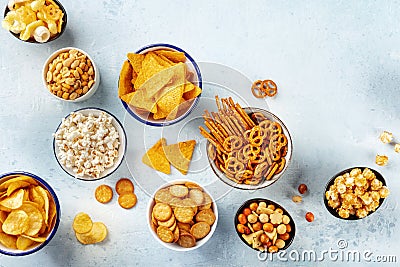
73, 212, 93, 234
142, 138, 171, 174
118, 60, 134, 97
6, 181, 30, 196
75, 222, 107, 245
16, 235, 35, 250
0, 210, 7, 223
118, 193, 137, 209
21, 235, 47, 243
155, 50, 186, 63
115, 178, 134, 195
2, 210, 29, 235
0, 232, 17, 249
35, 186, 49, 225
18, 203, 43, 236
0, 189, 25, 210
0, 175, 37, 191
47, 199, 57, 232
163, 140, 196, 175
29, 186, 45, 209
95, 185, 113, 204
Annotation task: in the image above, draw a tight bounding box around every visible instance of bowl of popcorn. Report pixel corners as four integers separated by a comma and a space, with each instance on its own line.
43, 47, 100, 102
147, 180, 218, 251
2, 0, 67, 43
202, 96, 293, 190
234, 198, 296, 253
324, 167, 390, 220
53, 107, 127, 181
0, 171, 60, 256
118, 43, 202, 127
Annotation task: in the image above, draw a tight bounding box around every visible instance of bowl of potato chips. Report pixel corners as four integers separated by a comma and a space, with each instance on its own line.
118, 43, 202, 127
147, 180, 218, 251
3, 0, 67, 43
324, 167, 390, 220
0, 171, 60, 256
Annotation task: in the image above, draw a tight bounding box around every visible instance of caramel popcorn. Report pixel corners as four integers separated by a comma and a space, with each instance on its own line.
325, 168, 389, 219
375, 154, 388, 166
395, 144, 400, 153
379, 131, 393, 144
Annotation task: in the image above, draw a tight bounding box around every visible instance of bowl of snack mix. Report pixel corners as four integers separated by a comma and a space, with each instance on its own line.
53, 107, 127, 181
0, 171, 60, 256
147, 180, 218, 251
324, 167, 390, 220
3, 0, 67, 43
43, 47, 100, 102
235, 198, 296, 253
202, 97, 292, 190
118, 43, 202, 127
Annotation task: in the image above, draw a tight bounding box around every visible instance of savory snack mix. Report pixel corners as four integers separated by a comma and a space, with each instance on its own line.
0, 174, 58, 250
72, 212, 107, 245
325, 168, 390, 219
151, 182, 216, 248
142, 138, 196, 175
45, 49, 96, 100
2, 0, 64, 42
200, 96, 288, 185
236, 200, 293, 253
118, 49, 201, 120
54, 111, 120, 179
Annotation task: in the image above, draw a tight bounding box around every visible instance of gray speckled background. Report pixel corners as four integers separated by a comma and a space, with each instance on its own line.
0, 0, 399, 266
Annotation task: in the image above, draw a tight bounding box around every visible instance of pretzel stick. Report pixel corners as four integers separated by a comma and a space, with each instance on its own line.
212, 112, 233, 136
199, 126, 227, 154
205, 121, 225, 145
234, 103, 255, 128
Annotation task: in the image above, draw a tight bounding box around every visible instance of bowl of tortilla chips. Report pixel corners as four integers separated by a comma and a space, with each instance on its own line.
0, 171, 60, 256
118, 44, 202, 127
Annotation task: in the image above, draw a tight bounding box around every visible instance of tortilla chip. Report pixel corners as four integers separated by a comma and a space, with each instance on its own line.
155, 50, 186, 63
134, 53, 168, 89
120, 92, 136, 105
163, 140, 196, 175
183, 85, 202, 100
157, 84, 184, 119
127, 53, 145, 74
128, 89, 157, 113
183, 82, 195, 93
149, 52, 173, 67
118, 60, 134, 97
142, 138, 171, 174
159, 54, 176, 66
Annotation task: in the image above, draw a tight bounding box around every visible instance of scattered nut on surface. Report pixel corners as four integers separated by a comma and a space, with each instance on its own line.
379, 131, 393, 144
305, 212, 314, 222
292, 195, 302, 203
298, 184, 308, 194
395, 144, 400, 153
375, 154, 389, 166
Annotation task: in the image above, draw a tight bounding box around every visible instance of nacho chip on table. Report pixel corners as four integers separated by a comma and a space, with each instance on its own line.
163, 140, 196, 175
142, 138, 171, 174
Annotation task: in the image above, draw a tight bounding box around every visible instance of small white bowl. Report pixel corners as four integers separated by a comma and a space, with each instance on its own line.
147, 180, 218, 251
53, 107, 127, 181
43, 47, 100, 102
0, 171, 60, 256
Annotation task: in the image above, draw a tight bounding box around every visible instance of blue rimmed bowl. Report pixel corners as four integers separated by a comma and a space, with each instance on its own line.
0, 171, 60, 256
121, 43, 202, 127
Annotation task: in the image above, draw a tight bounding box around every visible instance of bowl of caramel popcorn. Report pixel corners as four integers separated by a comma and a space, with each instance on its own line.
324, 167, 390, 220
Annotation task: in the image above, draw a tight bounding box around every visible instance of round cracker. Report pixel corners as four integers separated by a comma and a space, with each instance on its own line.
118, 193, 137, 209
156, 226, 174, 243
95, 185, 113, 204
184, 182, 202, 190
157, 214, 175, 228
178, 232, 196, 248
154, 188, 174, 204
189, 189, 204, 205
75, 222, 107, 245
73, 212, 93, 234
173, 226, 180, 243
168, 220, 177, 231
195, 209, 216, 226
181, 198, 198, 214
199, 193, 213, 210
153, 203, 172, 222
177, 222, 191, 233
169, 185, 189, 198
174, 207, 195, 223
190, 222, 211, 239
115, 178, 134, 195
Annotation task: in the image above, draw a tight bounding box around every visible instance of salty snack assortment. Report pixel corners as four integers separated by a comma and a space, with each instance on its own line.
0, 174, 58, 251
150, 182, 216, 249
118, 48, 201, 122
72, 212, 107, 245
2, 0, 65, 42
45, 48, 96, 101
235, 199, 294, 253
54, 111, 120, 179
325, 168, 390, 219
200, 96, 289, 185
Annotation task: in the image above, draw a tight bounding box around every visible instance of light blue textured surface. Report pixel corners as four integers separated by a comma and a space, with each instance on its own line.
0, 1, 399, 266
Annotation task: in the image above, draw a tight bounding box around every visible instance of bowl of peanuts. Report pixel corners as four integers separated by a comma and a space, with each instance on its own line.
203, 98, 293, 190
235, 198, 296, 253
43, 47, 100, 102
324, 167, 390, 220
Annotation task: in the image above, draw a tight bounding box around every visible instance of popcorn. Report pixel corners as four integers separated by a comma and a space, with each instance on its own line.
379, 131, 393, 144
54, 111, 120, 179
395, 144, 400, 153
375, 154, 388, 166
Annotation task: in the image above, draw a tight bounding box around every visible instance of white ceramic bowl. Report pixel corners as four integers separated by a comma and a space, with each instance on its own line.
0, 171, 60, 256
53, 107, 127, 181
147, 180, 218, 251
121, 43, 202, 127
43, 47, 100, 102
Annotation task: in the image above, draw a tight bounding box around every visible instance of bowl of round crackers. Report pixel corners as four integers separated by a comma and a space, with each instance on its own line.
147, 180, 218, 251
118, 43, 202, 127
0, 171, 60, 256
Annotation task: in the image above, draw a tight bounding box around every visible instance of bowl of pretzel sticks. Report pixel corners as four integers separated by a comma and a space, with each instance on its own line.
200, 96, 292, 190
